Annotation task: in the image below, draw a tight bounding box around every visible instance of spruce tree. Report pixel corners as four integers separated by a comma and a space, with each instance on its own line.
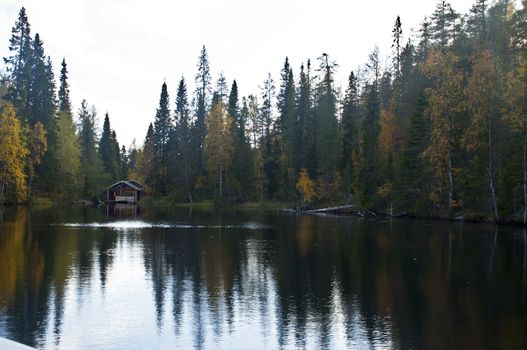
392, 16, 403, 77
153, 82, 172, 196
99, 113, 118, 180
3, 7, 32, 121
314, 53, 339, 195
356, 84, 381, 210
211, 72, 228, 107
142, 123, 156, 193
58, 58, 72, 114
29, 34, 58, 195
260, 73, 279, 198
193, 45, 211, 172
228, 80, 253, 200
297, 61, 316, 175
397, 94, 429, 212
277, 57, 297, 197
340, 71, 360, 192
78, 100, 105, 198
172, 76, 193, 201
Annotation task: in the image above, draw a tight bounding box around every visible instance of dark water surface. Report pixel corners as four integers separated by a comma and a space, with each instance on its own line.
0, 206, 526, 349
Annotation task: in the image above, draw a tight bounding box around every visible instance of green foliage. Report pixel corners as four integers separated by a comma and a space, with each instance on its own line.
3, 3, 527, 223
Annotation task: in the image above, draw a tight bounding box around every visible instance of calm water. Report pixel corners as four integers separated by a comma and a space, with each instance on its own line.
0, 206, 526, 349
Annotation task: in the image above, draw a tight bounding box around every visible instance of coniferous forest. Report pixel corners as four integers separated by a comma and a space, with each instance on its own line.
1, 1, 527, 223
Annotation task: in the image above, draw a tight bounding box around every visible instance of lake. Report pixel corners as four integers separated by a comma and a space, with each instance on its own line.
0, 206, 526, 349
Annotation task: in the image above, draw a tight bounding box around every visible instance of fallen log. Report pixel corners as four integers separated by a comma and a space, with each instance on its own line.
305, 204, 356, 213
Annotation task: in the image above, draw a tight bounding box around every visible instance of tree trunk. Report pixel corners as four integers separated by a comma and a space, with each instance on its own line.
219, 165, 223, 200
447, 143, 454, 211
0, 180, 5, 204
523, 126, 527, 225
488, 127, 498, 221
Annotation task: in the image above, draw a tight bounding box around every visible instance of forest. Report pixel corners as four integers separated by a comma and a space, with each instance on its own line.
1, 1, 527, 223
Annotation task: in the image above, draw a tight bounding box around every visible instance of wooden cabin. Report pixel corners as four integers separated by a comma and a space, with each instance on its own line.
104, 180, 145, 203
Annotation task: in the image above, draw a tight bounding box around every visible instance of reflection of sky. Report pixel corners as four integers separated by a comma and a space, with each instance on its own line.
28, 226, 392, 350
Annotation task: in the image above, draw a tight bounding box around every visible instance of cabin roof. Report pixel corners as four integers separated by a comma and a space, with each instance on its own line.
106, 180, 145, 192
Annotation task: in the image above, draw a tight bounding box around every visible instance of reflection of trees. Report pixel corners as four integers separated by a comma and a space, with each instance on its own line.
140, 212, 527, 349
1, 207, 526, 349
0, 207, 119, 348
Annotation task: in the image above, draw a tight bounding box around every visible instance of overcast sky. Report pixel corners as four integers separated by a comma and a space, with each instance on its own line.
0, 0, 497, 147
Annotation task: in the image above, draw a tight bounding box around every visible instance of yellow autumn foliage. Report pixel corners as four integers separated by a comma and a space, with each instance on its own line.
0, 103, 29, 202
296, 168, 317, 204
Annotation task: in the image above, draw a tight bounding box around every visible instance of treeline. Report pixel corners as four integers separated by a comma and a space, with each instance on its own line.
1, 1, 527, 223
0, 8, 132, 204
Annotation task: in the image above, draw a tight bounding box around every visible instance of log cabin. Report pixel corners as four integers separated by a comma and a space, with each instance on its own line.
104, 180, 145, 203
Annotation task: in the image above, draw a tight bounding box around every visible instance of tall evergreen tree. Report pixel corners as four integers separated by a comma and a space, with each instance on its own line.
29, 35, 58, 195
58, 58, 72, 114
260, 73, 279, 198
172, 76, 193, 201
78, 100, 105, 198
297, 61, 315, 175
3, 7, 32, 121
211, 71, 228, 107
193, 45, 211, 172
314, 53, 339, 195
397, 94, 430, 212
340, 71, 360, 192
467, 0, 488, 43
228, 80, 253, 200
356, 84, 381, 210
392, 16, 403, 77
99, 113, 116, 180
153, 82, 172, 196
430, 0, 459, 47
141, 123, 156, 193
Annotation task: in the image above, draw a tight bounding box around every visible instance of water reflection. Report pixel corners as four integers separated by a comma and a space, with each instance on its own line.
0, 207, 526, 349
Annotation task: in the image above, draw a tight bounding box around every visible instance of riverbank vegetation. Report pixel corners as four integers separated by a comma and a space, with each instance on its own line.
1, 1, 527, 223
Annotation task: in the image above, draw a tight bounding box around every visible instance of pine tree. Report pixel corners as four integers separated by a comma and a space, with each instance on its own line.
3, 7, 32, 121
467, 0, 488, 43
430, 0, 459, 47
58, 58, 72, 114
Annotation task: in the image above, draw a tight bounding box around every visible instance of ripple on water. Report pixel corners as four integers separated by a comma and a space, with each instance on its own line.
60, 221, 272, 231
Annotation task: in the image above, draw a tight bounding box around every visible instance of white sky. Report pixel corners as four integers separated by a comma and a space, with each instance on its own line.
0, 0, 499, 147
